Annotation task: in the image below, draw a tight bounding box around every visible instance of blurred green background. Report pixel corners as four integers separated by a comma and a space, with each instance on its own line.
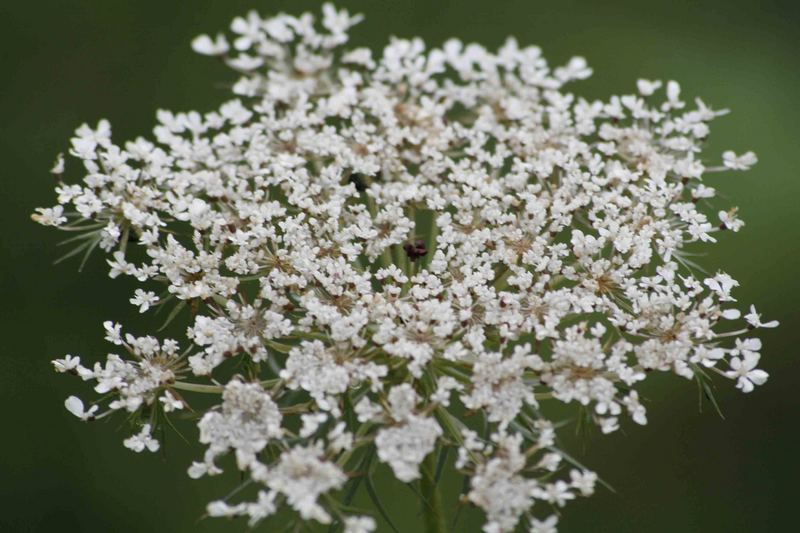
2, 0, 798, 531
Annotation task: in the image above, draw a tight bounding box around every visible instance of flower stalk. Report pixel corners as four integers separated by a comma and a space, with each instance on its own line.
420, 451, 447, 533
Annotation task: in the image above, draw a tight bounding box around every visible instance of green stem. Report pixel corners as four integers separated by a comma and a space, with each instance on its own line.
170, 381, 224, 393
171, 378, 279, 394
420, 452, 447, 533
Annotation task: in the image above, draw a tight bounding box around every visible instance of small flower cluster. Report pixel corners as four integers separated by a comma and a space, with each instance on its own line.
37, 5, 776, 532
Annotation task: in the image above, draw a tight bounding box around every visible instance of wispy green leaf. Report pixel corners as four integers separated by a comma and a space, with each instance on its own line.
365, 474, 399, 533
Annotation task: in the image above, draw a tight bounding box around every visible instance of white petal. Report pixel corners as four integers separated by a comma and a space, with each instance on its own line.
191, 35, 215, 55
64, 396, 85, 418
738, 378, 754, 393
748, 369, 769, 386
721, 308, 740, 320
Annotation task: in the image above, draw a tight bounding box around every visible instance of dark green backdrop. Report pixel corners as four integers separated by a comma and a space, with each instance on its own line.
2, 1, 798, 531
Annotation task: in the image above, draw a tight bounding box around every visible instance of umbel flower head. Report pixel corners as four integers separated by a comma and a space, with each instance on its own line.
35, 4, 776, 532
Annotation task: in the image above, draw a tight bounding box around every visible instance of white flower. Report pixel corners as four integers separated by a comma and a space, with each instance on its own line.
462, 346, 538, 426
343, 516, 376, 533
725, 353, 769, 393
533, 480, 575, 507
569, 469, 598, 496
264, 444, 346, 524
123, 424, 160, 452
704, 273, 739, 301
375, 416, 441, 482
718, 209, 744, 232
636, 79, 662, 96
198, 380, 282, 469
530, 515, 559, 533
622, 391, 648, 425
191, 33, 229, 56
207, 500, 246, 517
554, 56, 592, 82
468, 433, 537, 533
722, 150, 758, 170
280, 341, 352, 411
299, 412, 328, 438
691, 345, 726, 368
129, 289, 159, 313
159, 390, 183, 412
321, 2, 363, 35
664, 80, 684, 109
244, 490, 278, 526
31, 206, 66, 226
342, 48, 374, 68
744, 305, 779, 329
103, 321, 123, 345
38, 4, 777, 531
226, 54, 264, 71
50, 153, 65, 174
64, 396, 97, 421
52, 354, 81, 373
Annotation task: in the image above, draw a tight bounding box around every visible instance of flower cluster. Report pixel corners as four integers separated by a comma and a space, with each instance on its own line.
37, 5, 776, 532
